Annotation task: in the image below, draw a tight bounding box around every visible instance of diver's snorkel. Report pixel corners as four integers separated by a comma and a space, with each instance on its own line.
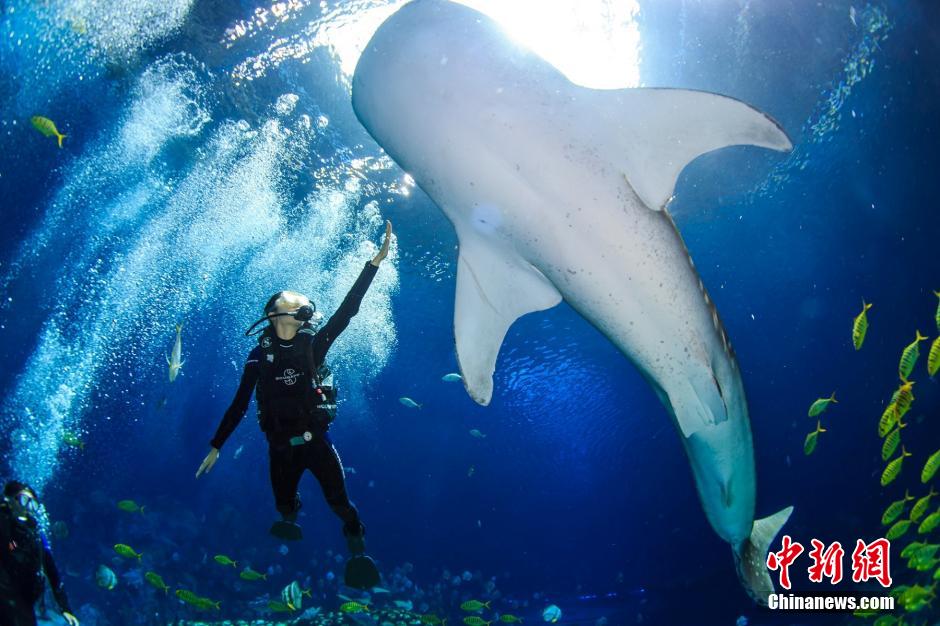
244, 303, 323, 337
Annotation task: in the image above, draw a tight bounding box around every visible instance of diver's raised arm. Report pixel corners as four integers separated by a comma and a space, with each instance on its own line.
370, 219, 392, 266
312, 221, 393, 364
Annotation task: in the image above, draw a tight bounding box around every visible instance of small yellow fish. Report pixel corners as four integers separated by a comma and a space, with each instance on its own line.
911, 487, 938, 523
339, 601, 370, 613
804, 420, 826, 456
852, 301, 872, 350
907, 545, 939, 571
934, 291, 940, 331
145, 571, 169, 594
928, 335, 940, 377
69, 17, 88, 35
175, 589, 205, 607
882, 419, 906, 461
268, 600, 294, 612
893, 381, 915, 418
460, 600, 491, 612
193, 596, 221, 611
882, 490, 914, 526
878, 403, 899, 438
899, 583, 937, 613
213, 555, 237, 567
499, 615, 524, 623
463, 618, 492, 626
239, 567, 266, 581
899, 330, 928, 381
886, 519, 912, 541
114, 543, 142, 560
807, 392, 837, 417
882, 446, 913, 487
872, 614, 896, 626
30, 116, 66, 148
900, 541, 927, 559
923, 449, 940, 484
920, 511, 940, 535
62, 431, 85, 449
117, 500, 145, 514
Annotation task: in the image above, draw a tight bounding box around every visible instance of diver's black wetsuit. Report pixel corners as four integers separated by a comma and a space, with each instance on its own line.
210, 260, 378, 536
0, 502, 72, 626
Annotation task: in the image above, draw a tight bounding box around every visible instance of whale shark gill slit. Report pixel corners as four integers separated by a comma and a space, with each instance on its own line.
712, 373, 725, 403
720, 477, 733, 508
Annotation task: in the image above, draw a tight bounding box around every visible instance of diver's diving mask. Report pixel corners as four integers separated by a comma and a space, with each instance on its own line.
244, 300, 324, 337
13, 491, 39, 521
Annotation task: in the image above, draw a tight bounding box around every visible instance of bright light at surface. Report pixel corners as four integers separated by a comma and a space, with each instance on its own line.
228, 0, 641, 90
455, 0, 642, 89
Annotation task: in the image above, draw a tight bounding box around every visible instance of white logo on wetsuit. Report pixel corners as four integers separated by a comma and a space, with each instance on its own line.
276, 368, 300, 385
261, 336, 272, 348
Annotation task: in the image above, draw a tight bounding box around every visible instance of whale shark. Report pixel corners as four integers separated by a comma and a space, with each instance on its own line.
352, 0, 793, 604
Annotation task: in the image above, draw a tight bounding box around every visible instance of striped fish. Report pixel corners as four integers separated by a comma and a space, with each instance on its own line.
30, 115, 66, 148
167, 324, 185, 382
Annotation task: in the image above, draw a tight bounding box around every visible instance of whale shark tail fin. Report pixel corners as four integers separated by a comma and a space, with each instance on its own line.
733, 505, 794, 606
584, 88, 793, 212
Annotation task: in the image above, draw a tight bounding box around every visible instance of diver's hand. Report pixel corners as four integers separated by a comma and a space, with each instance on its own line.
195, 448, 220, 478
371, 220, 393, 266
63, 611, 79, 626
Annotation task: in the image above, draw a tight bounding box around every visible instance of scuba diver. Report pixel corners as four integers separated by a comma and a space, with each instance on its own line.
196, 220, 392, 590
0, 481, 79, 626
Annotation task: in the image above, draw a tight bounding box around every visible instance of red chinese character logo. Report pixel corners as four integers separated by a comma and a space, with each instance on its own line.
851, 538, 892, 587
767, 534, 805, 589
807, 539, 844, 584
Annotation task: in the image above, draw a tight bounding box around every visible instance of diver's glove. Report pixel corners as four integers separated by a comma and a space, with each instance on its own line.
371, 220, 392, 266
195, 448, 220, 478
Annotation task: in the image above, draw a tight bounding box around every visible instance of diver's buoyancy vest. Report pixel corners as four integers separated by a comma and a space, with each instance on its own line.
0, 504, 45, 601
255, 326, 338, 437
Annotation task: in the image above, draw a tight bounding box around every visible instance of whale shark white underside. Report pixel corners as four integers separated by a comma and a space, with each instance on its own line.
351, 0, 794, 604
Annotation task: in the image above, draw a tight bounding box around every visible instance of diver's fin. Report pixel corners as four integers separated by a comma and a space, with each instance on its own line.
454, 234, 561, 405
269, 520, 303, 541
345, 555, 380, 590
733, 505, 794, 605
581, 87, 792, 211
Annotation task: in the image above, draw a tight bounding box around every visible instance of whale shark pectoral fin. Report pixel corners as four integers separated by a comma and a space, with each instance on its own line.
586, 88, 793, 211
454, 237, 561, 406
734, 505, 794, 606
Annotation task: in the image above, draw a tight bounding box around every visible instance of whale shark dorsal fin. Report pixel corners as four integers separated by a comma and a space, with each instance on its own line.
585, 88, 793, 211
455, 236, 561, 405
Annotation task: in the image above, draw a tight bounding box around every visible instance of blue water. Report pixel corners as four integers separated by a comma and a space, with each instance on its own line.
1, 1, 938, 625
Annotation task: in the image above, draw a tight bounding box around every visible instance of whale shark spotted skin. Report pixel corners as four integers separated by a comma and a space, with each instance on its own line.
352, 0, 793, 604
